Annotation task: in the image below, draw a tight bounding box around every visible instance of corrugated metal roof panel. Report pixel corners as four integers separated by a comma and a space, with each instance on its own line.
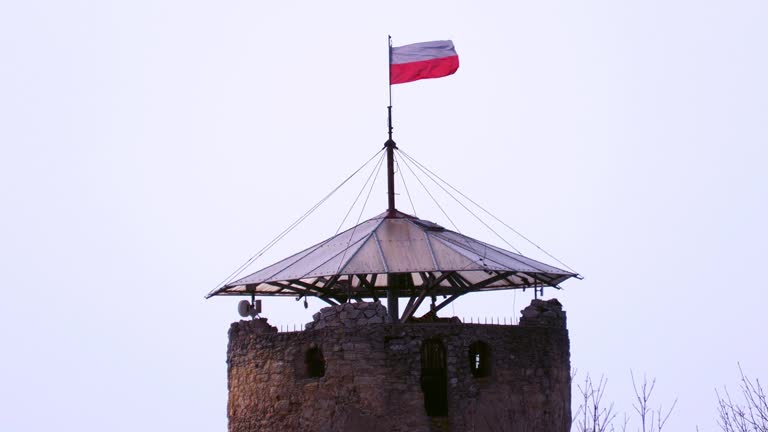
342, 235, 387, 274
207, 209, 578, 299
377, 219, 439, 272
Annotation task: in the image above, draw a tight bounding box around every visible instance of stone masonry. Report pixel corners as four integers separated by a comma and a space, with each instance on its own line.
227, 298, 571, 432
305, 301, 392, 330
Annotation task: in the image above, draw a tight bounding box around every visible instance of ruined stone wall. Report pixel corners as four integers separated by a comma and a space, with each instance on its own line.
305, 301, 392, 330
227, 299, 570, 432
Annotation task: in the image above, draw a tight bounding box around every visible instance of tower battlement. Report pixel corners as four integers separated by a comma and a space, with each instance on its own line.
227, 299, 570, 432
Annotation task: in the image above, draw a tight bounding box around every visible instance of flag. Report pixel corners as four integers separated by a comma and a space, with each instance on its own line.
390, 40, 459, 85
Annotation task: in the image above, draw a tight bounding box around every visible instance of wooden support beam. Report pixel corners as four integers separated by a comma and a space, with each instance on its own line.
399, 271, 454, 322
268, 281, 339, 306
523, 272, 555, 288
474, 271, 515, 289
420, 293, 464, 318
356, 274, 374, 290
288, 279, 344, 303
403, 295, 417, 315
321, 274, 341, 291
448, 272, 473, 291
427, 271, 453, 289
400, 287, 429, 323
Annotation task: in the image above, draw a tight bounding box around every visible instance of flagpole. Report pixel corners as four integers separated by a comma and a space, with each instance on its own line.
388, 35, 393, 138
386, 36, 400, 323
385, 35, 396, 214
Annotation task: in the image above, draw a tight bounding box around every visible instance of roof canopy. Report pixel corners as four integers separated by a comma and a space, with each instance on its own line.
207, 210, 578, 307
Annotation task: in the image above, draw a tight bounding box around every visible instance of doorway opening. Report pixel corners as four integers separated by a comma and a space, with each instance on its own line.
420, 339, 448, 416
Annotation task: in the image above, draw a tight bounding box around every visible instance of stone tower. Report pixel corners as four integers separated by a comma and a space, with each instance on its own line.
226, 298, 570, 432
208, 101, 579, 431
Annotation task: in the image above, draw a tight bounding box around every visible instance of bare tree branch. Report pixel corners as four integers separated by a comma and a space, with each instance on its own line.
573, 371, 675, 432
716, 364, 768, 432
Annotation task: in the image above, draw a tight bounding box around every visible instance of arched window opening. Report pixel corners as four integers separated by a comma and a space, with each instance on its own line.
305, 347, 325, 378
420, 339, 448, 417
468, 341, 490, 378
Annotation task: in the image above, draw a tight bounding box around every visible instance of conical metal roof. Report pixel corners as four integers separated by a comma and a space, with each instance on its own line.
207, 209, 578, 306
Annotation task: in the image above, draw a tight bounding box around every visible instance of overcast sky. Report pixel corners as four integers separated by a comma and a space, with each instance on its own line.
1, 1, 767, 431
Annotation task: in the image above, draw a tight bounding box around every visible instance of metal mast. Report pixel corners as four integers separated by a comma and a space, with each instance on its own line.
386, 35, 399, 321
386, 36, 397, 215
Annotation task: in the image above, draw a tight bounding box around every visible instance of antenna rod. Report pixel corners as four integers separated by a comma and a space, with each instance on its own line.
386, 35, 396, 213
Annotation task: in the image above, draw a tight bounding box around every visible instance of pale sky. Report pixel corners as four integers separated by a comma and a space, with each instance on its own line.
1, 1, 767, 431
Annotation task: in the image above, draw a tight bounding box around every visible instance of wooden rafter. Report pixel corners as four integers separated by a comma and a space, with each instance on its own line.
267, 281, 340, 306
420, 292, 465, 318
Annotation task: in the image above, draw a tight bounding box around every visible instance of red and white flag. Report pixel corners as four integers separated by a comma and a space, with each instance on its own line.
390, 40, 459, 85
